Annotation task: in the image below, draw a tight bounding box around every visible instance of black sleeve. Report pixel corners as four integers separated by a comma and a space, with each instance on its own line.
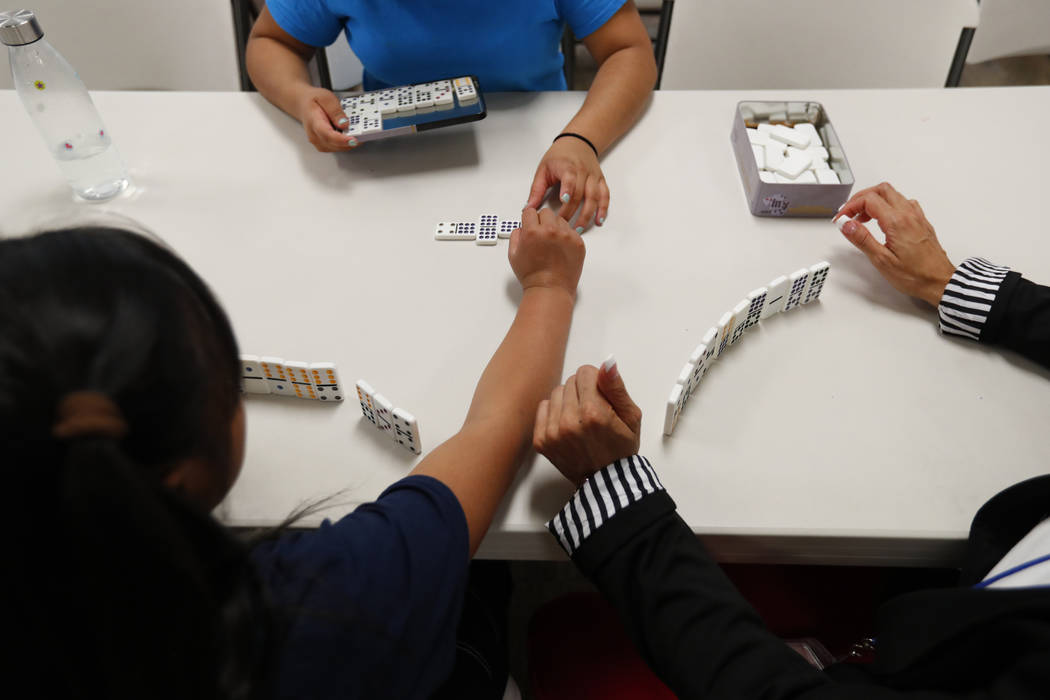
549, 458, 1038, 700
937, 257, 1050, 369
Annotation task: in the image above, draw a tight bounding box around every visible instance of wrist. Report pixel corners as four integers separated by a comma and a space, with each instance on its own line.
922, 268, 955, 307
521, 282, 577, 304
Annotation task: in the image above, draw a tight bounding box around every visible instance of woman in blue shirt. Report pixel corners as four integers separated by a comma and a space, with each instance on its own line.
246, 1, 657, 232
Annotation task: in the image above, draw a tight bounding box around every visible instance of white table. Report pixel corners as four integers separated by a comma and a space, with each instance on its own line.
2, 88, 1047, 566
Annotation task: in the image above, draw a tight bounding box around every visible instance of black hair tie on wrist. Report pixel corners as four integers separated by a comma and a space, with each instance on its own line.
553, 132, 598, 158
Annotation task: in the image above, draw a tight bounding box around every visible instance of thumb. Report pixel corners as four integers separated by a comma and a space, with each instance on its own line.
317, 90, 348, 130
837, 216, 886, 265
597, 356, 641, 430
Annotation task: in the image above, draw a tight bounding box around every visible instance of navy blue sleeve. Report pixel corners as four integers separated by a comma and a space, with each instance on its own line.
252, 475, 470, 700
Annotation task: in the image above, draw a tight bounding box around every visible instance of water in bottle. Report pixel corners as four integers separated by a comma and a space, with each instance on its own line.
1, 9, 130, 201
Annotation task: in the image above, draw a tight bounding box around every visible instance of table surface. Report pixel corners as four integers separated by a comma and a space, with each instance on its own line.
2, 87, 1047, 566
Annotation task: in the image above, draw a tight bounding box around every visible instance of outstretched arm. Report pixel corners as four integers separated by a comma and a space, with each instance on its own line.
411, 208, 585, 555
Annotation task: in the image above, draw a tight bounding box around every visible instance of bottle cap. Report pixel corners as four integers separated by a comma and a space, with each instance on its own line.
0, 9, 44, 47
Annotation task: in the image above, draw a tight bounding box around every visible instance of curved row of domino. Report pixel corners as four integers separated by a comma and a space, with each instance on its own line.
664, 260, 831, 436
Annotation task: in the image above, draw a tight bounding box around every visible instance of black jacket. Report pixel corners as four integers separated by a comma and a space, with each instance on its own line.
560, 268, 1050, 698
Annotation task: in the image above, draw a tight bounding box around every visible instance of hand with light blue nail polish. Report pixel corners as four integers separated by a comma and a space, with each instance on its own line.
293, 85, 360, 153
526, 137, 610, 233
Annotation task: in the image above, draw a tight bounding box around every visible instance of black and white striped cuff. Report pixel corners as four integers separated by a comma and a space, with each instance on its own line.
546, 455, 664, 557
938, 257, 1010, 341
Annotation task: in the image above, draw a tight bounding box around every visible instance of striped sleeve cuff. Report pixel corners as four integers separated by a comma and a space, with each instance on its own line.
546, 455, 664, 558
938, 257, 1010, 341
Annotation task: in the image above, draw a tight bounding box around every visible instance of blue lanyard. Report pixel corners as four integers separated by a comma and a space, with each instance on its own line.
974, 553, 1050, 589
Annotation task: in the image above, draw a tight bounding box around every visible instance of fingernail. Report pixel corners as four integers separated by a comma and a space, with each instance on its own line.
601, 355, 619, 378
347, 137, 357, 147
575, 226, 584, 234
597, 216, 605, 225
843, 220, 857, 235
337, 117, 349, 126
560, 193, 570, 203
523, 203, 530, 210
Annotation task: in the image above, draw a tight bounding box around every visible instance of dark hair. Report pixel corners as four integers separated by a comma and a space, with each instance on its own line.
1, 227, 275, 699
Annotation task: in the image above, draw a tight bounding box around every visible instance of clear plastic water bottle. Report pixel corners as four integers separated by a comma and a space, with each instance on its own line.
1, 9, 129, 201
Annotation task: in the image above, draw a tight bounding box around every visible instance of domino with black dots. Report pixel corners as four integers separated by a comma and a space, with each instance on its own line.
476, 214, 498, 246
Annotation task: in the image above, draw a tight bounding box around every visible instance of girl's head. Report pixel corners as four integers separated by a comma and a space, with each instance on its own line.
2, 226, 272, 698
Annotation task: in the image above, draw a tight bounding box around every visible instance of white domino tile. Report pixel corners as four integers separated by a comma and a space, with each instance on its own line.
803, 261, 830, 304
361, 117, 382, 134
769, 124, 811, 149
793, 122, 820, 146
356, 380, 378, 425
761, 275, 790, 319
240, 354, 270, 394
715, 311, 735, 357
783, 268, 811, 312
413, 85, 435, 109
498, 218, 520, 239
729, 299, 750, 345
701, 328, 719, 366
435, 221, 477, 241
663, 383, 684, 436
373, 393, 395, 438
764, 144, 785, 171
396, 87, 415, 113
774, 151, 812, 180
308, 362, 345, 402
285, 361, 318, 400
476, 214, 498, 246
453, 76, 477, 103
815, 169, 840, 185
392, 408, 422, 455
744, 287, 767, 330
687, 343, 709, 394
260, 356, 294, 397
751, 144, 766, 170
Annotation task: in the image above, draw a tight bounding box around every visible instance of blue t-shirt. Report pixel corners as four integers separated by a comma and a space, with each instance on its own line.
252, 475, 469, 700
267, 0, 628, 91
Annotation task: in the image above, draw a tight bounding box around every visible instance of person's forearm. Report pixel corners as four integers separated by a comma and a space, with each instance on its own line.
245, 36, 315, 121
412, 286, 575, 553
561, 46, 656, 154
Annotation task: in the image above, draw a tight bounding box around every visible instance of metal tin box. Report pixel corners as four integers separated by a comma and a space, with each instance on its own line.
730, 100, 854, 217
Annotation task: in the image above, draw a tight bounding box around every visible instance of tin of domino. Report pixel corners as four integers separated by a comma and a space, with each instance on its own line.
355, 380, 378, 425
476, 214, 498, 246
240, 354, 270, 394
783, 268, 811, 312
498, 218, 520, 239
308, 362, 344, 402
729, 299, 750, 345
392, 408, 422, 455
744, 287, 767, 330
285, 361, 318, 400
260, 356, 294, 397
761, 275, 790, 319
372, 393, 395, 438
663, 383, 684, 436
715, 311, 735, 357
803, 261, 830, 304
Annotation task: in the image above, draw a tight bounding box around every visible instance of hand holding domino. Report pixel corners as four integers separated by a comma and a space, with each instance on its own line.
835, 182, 956, 306
296, 86, 359, 153
509, 207, 586, 298
533, 358, 643, 487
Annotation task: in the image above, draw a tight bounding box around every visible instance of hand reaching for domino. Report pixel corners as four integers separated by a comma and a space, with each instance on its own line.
509, 207, 586, 299
526, 136, 610, 234
835, 182, 956, 307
